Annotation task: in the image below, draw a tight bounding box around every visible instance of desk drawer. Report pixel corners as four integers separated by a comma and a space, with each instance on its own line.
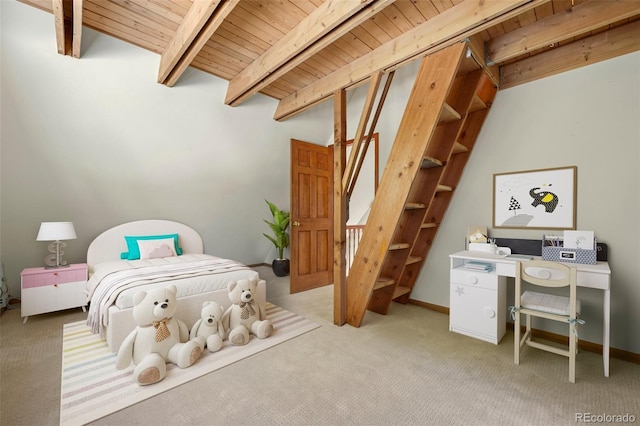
451, 268, 498, 290
576, 270, 609, 290
495, 262, 516, 277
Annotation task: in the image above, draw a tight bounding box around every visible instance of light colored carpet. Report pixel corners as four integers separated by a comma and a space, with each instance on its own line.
60, 303, 319, 425
1, 265, 639, 425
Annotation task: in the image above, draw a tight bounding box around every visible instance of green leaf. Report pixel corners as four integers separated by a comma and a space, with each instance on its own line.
263, 233, 277, 247
263, 200, 290, 256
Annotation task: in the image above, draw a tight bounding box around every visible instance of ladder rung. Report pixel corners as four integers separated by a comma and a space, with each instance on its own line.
373, 278, 395, 291
421, 222, 437, 229
405, 202, 426, 209
440, 102, 461, 123
436, 184, 452, 192
453, 142, 468, 154
406, 256, 422, 265
389, 243, 410, 250
469, 93, 487, 113
393, 286, 412, 299
421, 156, 443, 169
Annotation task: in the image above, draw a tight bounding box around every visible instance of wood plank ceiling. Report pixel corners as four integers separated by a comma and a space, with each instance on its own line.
20, 0, 640, 121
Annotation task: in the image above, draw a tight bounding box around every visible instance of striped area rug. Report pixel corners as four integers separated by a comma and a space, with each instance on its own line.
60, 303, 320, 426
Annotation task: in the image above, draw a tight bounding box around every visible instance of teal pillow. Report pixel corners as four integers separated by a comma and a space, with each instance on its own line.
121, 234, 183, 260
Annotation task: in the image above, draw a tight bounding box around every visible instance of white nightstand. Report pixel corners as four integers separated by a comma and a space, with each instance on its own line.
21, 263, 88, 323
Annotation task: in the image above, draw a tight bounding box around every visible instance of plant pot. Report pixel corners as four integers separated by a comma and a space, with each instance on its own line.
272, 259, 290, 277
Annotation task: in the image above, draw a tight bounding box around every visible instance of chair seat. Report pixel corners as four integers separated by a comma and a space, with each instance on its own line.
521, 291, 581, 316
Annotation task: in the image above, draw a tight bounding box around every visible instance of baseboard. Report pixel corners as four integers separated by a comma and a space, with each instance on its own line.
408, 299, 640, 365
408, 299, 449, 315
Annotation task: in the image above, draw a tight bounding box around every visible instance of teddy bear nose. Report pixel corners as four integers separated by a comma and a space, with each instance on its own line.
160, 303, 168, 309
207, 318, 214, 324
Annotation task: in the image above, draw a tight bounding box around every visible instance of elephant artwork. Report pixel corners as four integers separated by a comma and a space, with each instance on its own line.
529, 187, 559, 213
494, 167, 576, 229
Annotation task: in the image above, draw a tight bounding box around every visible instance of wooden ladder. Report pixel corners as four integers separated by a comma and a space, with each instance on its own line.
346, 41, 497, 327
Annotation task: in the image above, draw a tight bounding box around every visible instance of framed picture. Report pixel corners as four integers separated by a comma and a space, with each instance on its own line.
493, 166, 576, 229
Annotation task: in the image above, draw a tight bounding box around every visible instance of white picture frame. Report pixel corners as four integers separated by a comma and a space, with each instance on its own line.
493, 166, 577, 230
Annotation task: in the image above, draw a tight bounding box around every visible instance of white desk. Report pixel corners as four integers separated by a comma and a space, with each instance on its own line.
449, 250, 611, 377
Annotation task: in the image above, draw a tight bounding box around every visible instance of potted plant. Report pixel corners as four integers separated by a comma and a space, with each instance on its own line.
263, 199, 291, 277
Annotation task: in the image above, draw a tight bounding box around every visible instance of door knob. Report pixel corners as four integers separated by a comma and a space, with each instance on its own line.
292, 221, 301, 227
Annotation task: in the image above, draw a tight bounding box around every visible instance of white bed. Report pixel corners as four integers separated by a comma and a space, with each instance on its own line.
85, 220, 265, 352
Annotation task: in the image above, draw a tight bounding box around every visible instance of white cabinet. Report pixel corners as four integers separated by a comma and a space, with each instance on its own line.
449, 266, 506, 344
21, 263, 88, 323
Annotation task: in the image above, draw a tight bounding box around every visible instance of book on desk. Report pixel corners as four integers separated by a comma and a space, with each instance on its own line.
464, 261, 494, 272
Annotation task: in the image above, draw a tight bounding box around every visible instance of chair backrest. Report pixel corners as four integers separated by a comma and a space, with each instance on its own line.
517, 260, 576, 288
516, 260, 578, 314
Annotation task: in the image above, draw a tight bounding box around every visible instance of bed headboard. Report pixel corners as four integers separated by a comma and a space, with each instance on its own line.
87, 220, 204, 270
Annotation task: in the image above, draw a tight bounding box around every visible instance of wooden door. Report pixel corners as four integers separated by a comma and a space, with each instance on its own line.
290, 139, 333, 293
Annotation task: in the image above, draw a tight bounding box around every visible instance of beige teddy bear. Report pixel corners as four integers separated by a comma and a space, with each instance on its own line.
222, 277, 273, 346
190, 301, 225, 352
115, 284, 204, 385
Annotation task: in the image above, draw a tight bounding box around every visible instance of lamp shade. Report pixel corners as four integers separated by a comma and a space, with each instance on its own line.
36, 222, 77, 241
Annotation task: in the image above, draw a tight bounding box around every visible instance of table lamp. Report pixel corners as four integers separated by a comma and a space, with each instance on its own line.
36, 222, 77, 268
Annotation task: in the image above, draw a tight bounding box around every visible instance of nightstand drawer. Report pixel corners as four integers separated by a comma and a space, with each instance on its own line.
21, 280, 86, 317
21, 264, 88, 289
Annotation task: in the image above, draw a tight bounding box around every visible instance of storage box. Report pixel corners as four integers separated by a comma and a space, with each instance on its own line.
541, 246, 597, 264
541, 236, 597, 264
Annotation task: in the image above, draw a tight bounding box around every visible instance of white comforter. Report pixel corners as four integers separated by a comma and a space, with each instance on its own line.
86, 254, 257, 334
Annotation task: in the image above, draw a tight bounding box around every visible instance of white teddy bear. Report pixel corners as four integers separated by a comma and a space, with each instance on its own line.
115, 284, 205, 385
190, 301, 225, 352
222, 277, 273, 346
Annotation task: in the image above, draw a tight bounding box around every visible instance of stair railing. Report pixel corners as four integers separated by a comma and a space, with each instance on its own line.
346, 225, 365, 274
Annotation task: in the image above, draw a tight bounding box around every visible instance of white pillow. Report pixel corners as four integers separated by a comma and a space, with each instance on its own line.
137, 237, 177, 259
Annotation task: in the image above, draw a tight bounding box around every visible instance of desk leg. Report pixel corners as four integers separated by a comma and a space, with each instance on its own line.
603, 289, 610, 377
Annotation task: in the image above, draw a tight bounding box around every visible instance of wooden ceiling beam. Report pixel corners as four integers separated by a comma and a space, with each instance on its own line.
224, 0, 396, 107
273, 0, 550, 121
500, 20, 640, 88
52, 0, 70, 55
158, 0, 239, 86
486, 0, 640, 65
53, 0, 82, 58
71, 0, 82, 58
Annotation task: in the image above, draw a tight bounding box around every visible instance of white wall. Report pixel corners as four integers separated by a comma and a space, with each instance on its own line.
0, 1, 334, 296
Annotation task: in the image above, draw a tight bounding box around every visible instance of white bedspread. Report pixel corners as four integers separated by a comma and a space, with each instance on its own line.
86, 254, 257, 334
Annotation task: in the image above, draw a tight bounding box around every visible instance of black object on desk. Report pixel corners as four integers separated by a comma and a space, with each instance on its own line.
493, 238, 608, 261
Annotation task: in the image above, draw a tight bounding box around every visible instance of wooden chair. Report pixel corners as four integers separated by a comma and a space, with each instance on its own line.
513, 260, 581, 383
